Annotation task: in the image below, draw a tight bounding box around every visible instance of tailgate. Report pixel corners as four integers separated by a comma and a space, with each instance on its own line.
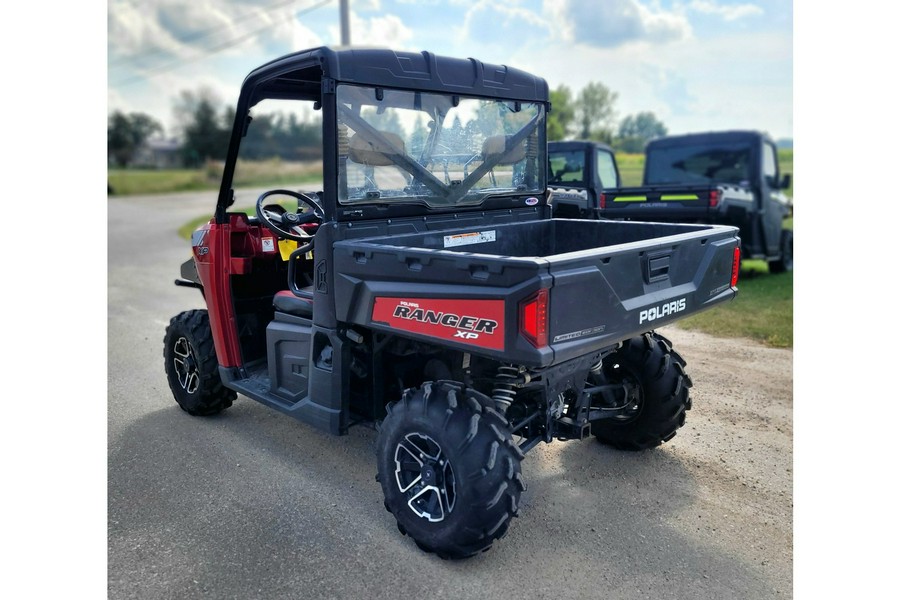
601, 185, 715, 220
545, 222, 739, 364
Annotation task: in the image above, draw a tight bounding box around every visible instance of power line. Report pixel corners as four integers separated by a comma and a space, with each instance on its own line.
109, 0, 306, 69
111, 0, 333, 87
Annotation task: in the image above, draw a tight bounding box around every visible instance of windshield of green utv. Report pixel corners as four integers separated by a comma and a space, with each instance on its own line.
337, 85, 546, 208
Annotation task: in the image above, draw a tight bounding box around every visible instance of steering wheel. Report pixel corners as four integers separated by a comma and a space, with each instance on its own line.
256, 189, 324, 253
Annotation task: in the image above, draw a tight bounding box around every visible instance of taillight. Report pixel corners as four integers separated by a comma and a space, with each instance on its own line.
731, 246, 741, 287
599, 193, 607, 209
709, 189, 719, 208
520, 289, 549, 347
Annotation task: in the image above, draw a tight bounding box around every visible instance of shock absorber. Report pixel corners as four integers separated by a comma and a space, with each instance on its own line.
492, 365, 521, 414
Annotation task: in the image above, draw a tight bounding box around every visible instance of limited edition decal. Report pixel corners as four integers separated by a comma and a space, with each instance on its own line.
552, 325, 606, 343
372, 297, 505, 350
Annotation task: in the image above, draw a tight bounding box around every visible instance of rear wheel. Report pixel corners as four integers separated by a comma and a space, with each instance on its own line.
590, 332, 692, 451
376, 381, 525, 559
163, 310, 235, 416
769, 229, 793, 273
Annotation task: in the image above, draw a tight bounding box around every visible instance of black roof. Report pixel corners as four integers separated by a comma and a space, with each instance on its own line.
548, 140, 615, 153
243, 46, 549, 103
647, 130, 773, 149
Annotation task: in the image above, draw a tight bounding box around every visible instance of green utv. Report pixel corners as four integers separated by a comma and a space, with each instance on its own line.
549, 132, 792, 273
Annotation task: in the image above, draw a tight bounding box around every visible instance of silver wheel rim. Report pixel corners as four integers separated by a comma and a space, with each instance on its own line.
172, 336, 200, 394
394, 433, 456, 523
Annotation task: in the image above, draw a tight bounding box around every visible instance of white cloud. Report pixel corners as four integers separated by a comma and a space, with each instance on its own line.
688, 1, 764, 21
108, 2, 195, 62
463, 1, 553, 42
329, 12, 415, 48
107, 0, 313, 66
545, 0, 692, 47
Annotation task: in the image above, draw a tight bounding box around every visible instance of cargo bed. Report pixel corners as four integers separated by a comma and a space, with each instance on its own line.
332, 218, 740, 367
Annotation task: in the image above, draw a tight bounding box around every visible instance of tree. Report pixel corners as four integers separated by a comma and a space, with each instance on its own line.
361, 107, 406, 139
173, 88, 230, 167
575, 82, 618, 143
617, 111, 668, 152
107, 111, 163, 167
181, 98, 229, 167
547, 85, 575, 141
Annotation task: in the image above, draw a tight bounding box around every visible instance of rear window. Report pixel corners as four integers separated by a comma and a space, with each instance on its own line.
548, 150, 585, 185
645, 141, 752, 186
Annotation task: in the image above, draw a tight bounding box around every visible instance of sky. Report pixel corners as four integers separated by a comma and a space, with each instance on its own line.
107, 0, 793, 141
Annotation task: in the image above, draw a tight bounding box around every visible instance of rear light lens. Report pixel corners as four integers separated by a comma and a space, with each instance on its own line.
731, 246, 741, 287
599, 193, 607, 209
709, 189, 719, 208
520, 289, 549, 347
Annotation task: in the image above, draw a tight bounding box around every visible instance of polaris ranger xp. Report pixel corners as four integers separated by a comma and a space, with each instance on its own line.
164, 47, 742, 559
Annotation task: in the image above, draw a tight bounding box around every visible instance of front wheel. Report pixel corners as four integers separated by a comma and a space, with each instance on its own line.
376, 381, 525, 559
163, 310, 236, 416
590, 332, 693, 451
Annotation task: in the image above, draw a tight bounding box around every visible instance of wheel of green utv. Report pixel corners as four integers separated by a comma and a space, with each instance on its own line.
163, 310, 235, 416
769, 229, 793, 274
590, 332, 692, 451
376, 381, 525, 559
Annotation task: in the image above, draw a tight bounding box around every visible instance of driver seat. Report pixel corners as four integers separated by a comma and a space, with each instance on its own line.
273, 289, 313, 319
273, 236, 318, 319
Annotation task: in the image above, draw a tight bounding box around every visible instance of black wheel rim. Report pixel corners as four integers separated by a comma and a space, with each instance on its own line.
172, 336, 200, 394
597, 362, 644, 423
394, 433, 456, 523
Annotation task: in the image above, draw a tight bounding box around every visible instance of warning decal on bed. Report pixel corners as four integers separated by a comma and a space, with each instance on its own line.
443, 230, 496, 248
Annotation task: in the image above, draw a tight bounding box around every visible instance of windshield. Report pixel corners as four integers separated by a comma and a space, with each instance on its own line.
645, 141, 753, 186
337, 85, 545, 207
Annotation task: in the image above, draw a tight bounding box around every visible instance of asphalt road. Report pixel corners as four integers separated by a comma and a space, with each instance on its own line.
108, 189, 792, 599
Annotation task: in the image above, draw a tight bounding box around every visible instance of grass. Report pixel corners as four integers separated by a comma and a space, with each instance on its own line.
676, 263, 793, 348
109, 158, 323, 196
108, 169, 214, 195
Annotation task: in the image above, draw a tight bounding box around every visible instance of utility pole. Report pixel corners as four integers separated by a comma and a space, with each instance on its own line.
340, 0, 351, 46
